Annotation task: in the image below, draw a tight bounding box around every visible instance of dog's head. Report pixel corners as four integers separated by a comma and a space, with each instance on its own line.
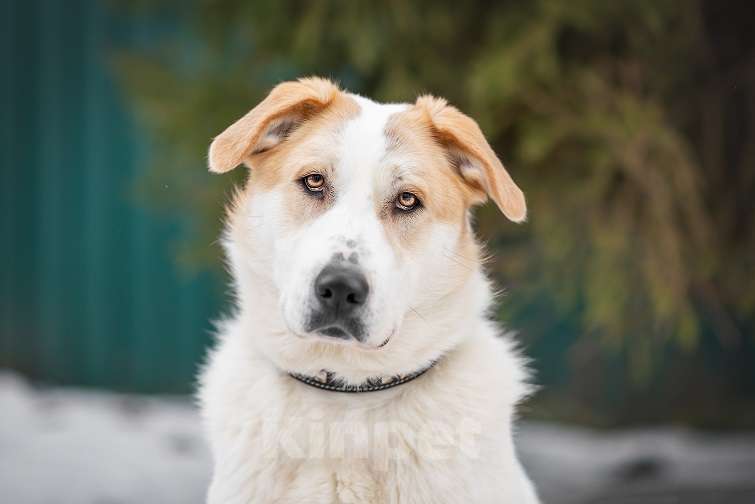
210, 78, 525, 372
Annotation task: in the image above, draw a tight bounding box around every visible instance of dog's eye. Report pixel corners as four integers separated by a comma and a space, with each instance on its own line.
396, 192, 420, 211
302, 173, 325, 193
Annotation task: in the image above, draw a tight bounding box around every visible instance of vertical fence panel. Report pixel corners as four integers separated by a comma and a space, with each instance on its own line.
82, 0, 109, 387
38, 0, 64, 382
10, 0, 43, 377
0, 0, 14, 369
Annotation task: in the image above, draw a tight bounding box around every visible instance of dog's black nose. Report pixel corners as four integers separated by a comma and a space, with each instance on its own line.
314, 265, 369, 317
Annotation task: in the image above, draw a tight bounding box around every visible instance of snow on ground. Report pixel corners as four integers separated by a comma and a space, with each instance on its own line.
0, 373, 209, 504
519, 423, 755, 503
2, 372, 754, 504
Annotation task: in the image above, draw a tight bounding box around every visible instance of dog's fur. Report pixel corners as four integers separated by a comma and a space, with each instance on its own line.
199, 77, 539, 503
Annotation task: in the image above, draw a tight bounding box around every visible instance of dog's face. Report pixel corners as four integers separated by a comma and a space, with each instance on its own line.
210, 78, 525, 360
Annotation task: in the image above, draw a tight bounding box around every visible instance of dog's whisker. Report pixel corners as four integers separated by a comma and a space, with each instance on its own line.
409, 305, 429, 325
443, 246, 476, 269
442, 251, 474, 272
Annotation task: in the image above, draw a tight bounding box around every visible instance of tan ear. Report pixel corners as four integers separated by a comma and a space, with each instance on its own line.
208, 77, 341, 173
415, 95, 527, 222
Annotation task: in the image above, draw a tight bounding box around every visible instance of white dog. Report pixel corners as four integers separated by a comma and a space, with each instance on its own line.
199, 77, 540, 503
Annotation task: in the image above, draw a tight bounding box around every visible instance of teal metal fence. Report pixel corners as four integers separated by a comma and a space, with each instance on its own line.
0, 0, 222, 393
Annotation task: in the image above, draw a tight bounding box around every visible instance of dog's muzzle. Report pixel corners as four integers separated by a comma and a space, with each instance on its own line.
305, 263, 369, 341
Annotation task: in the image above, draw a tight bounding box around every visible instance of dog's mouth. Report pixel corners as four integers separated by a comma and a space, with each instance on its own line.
294, 325, 395, 351
318, 325, 351, 340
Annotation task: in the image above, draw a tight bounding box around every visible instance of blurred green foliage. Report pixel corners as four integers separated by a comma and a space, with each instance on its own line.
116, 0, 755, 426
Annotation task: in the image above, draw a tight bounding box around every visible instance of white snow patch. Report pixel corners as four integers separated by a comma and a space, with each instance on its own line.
0, 373, 210, 504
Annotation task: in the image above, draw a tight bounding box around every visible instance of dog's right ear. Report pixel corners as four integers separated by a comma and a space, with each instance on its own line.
208, 77, 341, 173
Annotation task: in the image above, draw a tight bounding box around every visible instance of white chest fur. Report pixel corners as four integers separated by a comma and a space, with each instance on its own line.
200, 319, 539, 504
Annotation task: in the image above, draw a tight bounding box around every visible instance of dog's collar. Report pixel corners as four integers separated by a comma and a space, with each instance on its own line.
288, 360, 438, 393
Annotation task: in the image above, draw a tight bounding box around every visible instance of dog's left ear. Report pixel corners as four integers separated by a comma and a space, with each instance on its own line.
209, 77, 341, 173
416, 96, 527, 222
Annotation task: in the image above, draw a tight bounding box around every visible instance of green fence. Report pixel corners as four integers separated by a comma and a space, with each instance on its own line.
0, 0, 222, 393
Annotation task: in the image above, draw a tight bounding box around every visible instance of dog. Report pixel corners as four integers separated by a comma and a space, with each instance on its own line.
199, 77, 540, 503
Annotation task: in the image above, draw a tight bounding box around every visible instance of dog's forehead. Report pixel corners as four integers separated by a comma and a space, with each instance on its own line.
336, 95, 409, 181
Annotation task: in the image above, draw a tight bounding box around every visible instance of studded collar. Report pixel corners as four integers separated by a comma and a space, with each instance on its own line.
288, 360, 439, 393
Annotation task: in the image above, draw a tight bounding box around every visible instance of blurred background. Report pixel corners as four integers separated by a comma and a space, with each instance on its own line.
1, 0, 754, 502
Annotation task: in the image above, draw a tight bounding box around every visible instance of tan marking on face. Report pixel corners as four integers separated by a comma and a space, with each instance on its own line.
380, 106, 479, 253
413, 95, 527, 222
233, 94, 360, 230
